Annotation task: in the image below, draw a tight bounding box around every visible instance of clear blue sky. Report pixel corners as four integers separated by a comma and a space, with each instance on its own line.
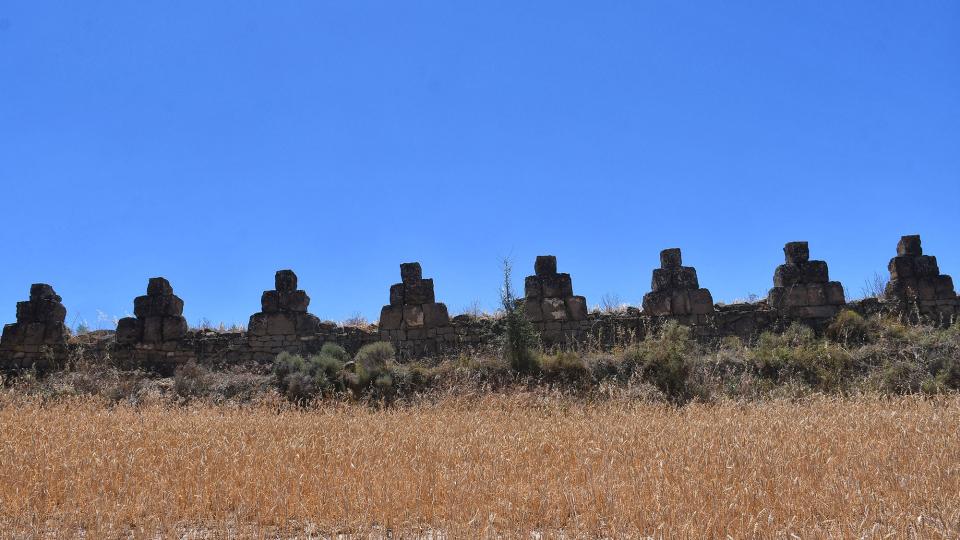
1, 1, 958, 329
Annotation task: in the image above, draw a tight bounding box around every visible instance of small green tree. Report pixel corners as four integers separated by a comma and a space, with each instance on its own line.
499, 258, 540, 373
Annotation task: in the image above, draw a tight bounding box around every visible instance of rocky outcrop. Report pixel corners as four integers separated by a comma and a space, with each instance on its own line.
0, 283, 69, 370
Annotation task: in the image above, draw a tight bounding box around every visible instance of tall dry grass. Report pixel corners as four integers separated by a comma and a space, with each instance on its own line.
0, 393, 958, 537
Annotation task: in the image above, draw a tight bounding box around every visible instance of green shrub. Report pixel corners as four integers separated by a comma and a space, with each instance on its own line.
319, 342, 351, 363
272, 349, 347, 402
826, 310, 871, 345
354, 342, 395, 371
498, 259, 540, 374
620, 321, 696, 403
751, 323, 853, 392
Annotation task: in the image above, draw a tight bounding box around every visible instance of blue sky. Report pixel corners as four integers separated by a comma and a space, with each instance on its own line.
1, 1, 958, 329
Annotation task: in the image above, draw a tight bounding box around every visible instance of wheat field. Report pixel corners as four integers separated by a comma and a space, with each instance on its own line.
0, 394, 958, 538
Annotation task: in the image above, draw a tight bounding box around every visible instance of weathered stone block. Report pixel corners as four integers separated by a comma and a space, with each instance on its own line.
29, 283, 59, 301
794, 305, 839, 319
897, 235, 922, 257
888, 257, 915, 280
264, 313, 296, 335
934, 275, 956, 297
524, 276, 543, 299
651, 268, 673, 292
670, 290, 691, 315
784, 242, 809, 264
400, 262, 422, 285
142, 317, 163, 343
379, 305, 404, 330
22, 323, 46, 346
389, 283, 404, 306
278, 290, 310, 312
565, 296, 588, 321
162, 317, 188, 341
914, 256, 939, 278
660, 248, 682, 269
295, 313, 321, 334
260, 290, 280, 313
275, 270, 298, 292
116, 317, 141, 344
423, 302, 450, 328
773, 264, 802, 287
541, 297, 567, 321
541, 273, 573, 298
825, 282, 846, 305
806, 283, 828, 306
768, 287, 786, 310
402, 305, 424, 328
535, 255, 557, 276
642, 291, 671, 316
689, 288, 714, 315
917, 279, 937, 301
524, 298, 544, 321
800, 261, 829, 284
2, 323, 23, 346
147, 277, 174, 297
404, 279, 435, 304
673, 267, 700, 290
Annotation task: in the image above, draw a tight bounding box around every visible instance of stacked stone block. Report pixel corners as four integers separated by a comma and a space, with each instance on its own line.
379, 263, 450, 331
0, 283, 69, 369
642, 249, 714, 323
116, 277, 189, 347
767, 242, 845, 318
247, 270, 322, 359
523, 256, 588, 323
884, 235, 958, 321
379, 263, 455, 355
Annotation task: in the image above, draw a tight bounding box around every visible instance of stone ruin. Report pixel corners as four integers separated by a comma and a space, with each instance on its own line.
116, 277, 189, 348
523, 256, 588, 324
0, 283, 69, 369
247, 270, 322, 359
641, 249, 714, 323
884, 235, 958, 321
767, 242, 845, 318
379, 262, 450, 333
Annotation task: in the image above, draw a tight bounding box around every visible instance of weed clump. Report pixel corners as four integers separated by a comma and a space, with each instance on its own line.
498, 259, 540, 374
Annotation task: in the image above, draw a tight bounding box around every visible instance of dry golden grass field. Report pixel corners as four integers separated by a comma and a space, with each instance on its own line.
1, 393, 958, 538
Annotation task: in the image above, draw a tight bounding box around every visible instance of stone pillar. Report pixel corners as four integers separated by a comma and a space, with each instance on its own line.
0, 283, 70, 369
379, 262, 450, 332
523, 255, 588, 323
116, 277, 189, 347
247, 270, 322, 359
884, 235, 958, 321
767, 242, 845, 318
641, 248, 714, 323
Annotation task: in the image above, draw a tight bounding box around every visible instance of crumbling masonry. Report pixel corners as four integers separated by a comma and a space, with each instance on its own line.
1, 234, 957, 370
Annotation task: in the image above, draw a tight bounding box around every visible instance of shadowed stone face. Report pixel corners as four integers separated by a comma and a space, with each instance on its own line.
535, 255, 557, 276
897, 235, 922, 257
783, 242, 809, 264
275, 270, 298, 293
660, 248, 682, 269
400, 262, 422, 285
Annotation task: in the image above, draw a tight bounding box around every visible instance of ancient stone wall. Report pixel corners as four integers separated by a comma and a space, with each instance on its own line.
1, 234, 957, 371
